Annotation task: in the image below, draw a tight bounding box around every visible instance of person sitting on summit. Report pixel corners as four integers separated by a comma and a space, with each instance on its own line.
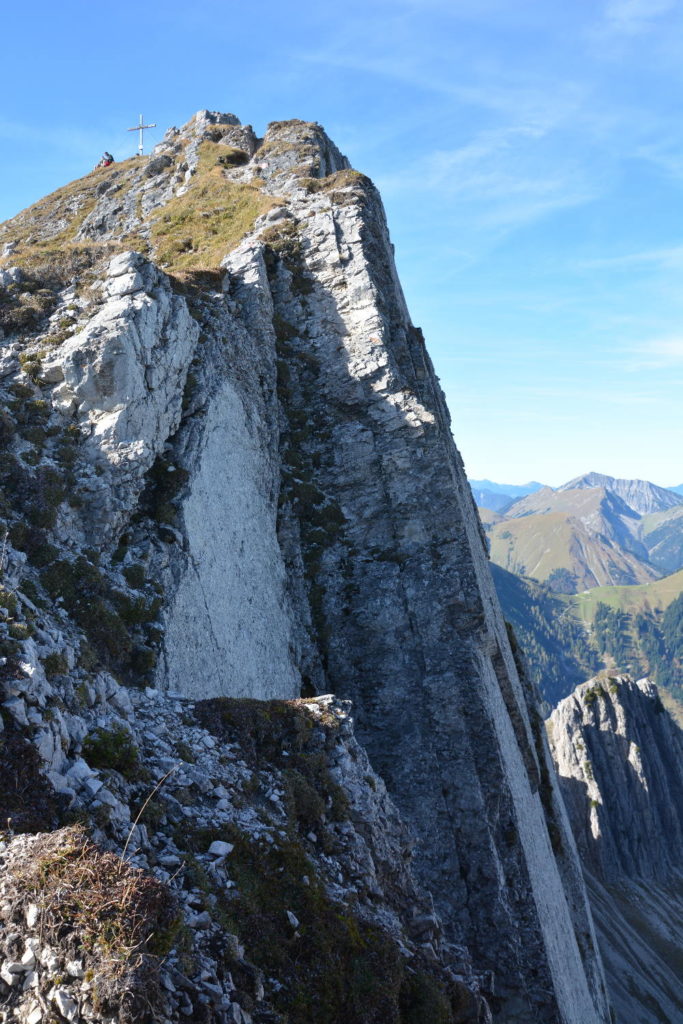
95, 152, 115, 169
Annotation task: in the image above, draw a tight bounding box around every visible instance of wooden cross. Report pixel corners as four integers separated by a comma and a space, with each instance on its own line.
127, 114, 157, 156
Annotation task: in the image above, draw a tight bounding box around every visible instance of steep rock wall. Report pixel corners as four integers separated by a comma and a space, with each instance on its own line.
0, 110, 612, 1024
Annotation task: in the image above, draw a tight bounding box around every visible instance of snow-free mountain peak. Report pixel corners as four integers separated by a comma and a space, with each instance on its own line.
558, 471, 683, 515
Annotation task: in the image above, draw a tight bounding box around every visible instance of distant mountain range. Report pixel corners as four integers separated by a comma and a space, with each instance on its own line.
473, 474, 683, 512
557, 472, 683, 515
470, 479, 545, 498
469, 478, 544, 513
475, 472, 683, 592
477, 473, 683, 708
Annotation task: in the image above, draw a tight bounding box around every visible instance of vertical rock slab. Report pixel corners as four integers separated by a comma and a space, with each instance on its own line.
244, 125, 611, 1024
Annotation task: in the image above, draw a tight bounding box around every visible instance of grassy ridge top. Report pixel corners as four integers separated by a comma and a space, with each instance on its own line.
150, 142, 278, 274
0, 160, 140, 253
1, 141, 280, 282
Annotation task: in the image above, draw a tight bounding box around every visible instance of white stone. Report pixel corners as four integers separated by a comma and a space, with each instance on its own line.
47, 770, 76, 799
208, 840, 234, 858
286, 910, 299, 929
21, 948, 36, 969
83, 776, 104, 797
0, 266, 22, 288
52, 988, 78, 1020
2, 696, 29, 727
159, 854, 182, 868
1, 961, 24, 985
65, 757, 94, 784
65, 959, 84, 978
95, 787, 119, 807
40, 948, 60, 971
106, 270, 144, 297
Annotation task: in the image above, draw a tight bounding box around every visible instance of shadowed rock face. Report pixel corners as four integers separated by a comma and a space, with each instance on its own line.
549, 677, 683, 883
550, 677, 683, 1023
0, 111, 611, 1023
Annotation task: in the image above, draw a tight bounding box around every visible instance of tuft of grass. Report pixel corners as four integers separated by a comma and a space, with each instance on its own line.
82, 725, 140, 780
42, 650, 69, 679
6, 826, 179, 1021
300, 168, 371, 194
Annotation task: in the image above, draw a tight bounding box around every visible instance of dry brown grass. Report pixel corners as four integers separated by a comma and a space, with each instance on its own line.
149, 141, 277, 274
0, 160, 140, 257
6, 826, 178, 1021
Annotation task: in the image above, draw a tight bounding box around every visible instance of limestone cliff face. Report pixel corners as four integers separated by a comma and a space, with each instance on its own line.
549, 677, 683, 1024
0, 110, 611, 1023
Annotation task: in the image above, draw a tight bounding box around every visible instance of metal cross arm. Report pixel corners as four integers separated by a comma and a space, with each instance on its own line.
128, 114, 157, 156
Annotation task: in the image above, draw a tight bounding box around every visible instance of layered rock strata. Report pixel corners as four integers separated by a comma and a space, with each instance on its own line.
550, 676, 683, 1024
0, 110, 611, 1022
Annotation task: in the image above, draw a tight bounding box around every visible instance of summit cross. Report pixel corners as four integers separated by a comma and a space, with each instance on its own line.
127, 114, 157, 156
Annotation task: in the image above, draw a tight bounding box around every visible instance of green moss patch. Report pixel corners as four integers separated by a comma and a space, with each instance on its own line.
39, 556, 160, 683
182, 818, 471, 1024
221, 828, 406, 1022
82, 725, 140, 780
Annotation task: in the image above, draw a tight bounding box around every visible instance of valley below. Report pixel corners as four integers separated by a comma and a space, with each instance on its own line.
475, 474, 683, 709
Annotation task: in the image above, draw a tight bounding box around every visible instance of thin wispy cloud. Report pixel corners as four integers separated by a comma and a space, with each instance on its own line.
630, 336, 683, 368
579, 246, 683, 270
603, 0, 677, 35
379, 123, 598, 234
636, 139, 683, 181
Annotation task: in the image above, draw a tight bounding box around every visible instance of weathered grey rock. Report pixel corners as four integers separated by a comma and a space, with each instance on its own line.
145, 154, 174, 178
549, 676, 683, 1024
0, 109, 614, 1024
207, 841, 233, 858
51, 251, 198, 541
0, 266, 21, 288
51, 988, 78, 1020
549, 676, 683, 882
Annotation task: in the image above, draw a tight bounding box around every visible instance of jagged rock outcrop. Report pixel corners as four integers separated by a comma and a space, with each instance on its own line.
549, 676, 683, 1023
0, 109, 612, 1023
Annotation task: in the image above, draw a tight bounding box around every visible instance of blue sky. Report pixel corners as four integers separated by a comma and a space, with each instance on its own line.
1, 0, 682, 487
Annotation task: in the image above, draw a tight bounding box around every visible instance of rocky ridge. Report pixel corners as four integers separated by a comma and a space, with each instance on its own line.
481, 474, 683, 592
0, 110, 612, 1022
549, 676, 683, 1024
558, 473, 683, 516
